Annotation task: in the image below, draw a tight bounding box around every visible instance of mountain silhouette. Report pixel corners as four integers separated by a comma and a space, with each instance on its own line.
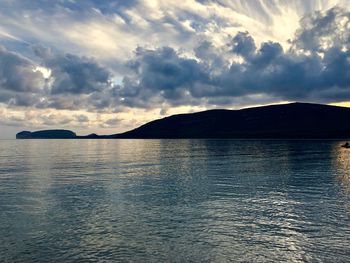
16, 129, 76, 139
16, 103, 350, 139
111, 102, 350, 139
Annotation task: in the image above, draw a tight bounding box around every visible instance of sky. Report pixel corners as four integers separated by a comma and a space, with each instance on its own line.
1, 0, 350, 138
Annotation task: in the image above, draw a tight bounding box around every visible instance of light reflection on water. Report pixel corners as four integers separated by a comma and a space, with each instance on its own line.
333, 143, 350, 196
0, 139, 349, 262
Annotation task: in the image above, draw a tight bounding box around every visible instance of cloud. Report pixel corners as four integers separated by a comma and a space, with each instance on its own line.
231, 31, 257, 58
2, 6, 350, 112
115, 6, 350, 106
0, 46, 48, 109
74, 114, 90, 123
103, 117, 120, 127
0, 43, 116, 111
292, 6, 350, 53
39, 113, 73, 126
0, 46, 45, 93
34, 46, 112, 94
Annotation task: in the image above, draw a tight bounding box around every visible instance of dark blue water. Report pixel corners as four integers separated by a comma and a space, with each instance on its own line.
0, 140, 349, 262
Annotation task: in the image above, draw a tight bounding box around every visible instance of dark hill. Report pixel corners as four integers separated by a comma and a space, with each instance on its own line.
16, 129, 77, 139
112, 102, 350, 139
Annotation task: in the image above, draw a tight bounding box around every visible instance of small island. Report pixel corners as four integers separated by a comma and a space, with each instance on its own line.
16, 130, 77, 139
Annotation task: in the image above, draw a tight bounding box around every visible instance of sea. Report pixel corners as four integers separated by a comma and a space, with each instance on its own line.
0, 139, 350, 262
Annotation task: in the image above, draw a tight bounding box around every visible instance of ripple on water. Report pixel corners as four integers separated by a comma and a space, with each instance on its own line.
0, 139, 350, 262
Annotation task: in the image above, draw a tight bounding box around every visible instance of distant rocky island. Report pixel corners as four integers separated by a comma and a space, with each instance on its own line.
16, 130, 77, 139
16, 102, 350, 139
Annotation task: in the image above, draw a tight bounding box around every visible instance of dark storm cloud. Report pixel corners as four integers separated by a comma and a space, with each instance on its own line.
0, 46, 45, 93
0, 46, 48, 108
115, 46, 211, 108
231, 31, 257, 58
129, 47, 209, 95
34, 46, 112, 95
0, 44, 114, 109
115, 6, 350, 106
194, 41, 227, 69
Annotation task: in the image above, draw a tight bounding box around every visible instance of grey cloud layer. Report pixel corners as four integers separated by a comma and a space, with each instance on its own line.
117, 7, 350, 106
34, 46, 111, 94
0, 47, 44, 93
0, 45, 113, 109
1, 7, 350, 112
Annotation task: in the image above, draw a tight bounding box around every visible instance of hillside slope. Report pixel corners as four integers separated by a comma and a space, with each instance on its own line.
112, 103, 350, 139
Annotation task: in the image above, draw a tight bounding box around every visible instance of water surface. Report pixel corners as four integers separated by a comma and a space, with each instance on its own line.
0, 140, 350, 262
